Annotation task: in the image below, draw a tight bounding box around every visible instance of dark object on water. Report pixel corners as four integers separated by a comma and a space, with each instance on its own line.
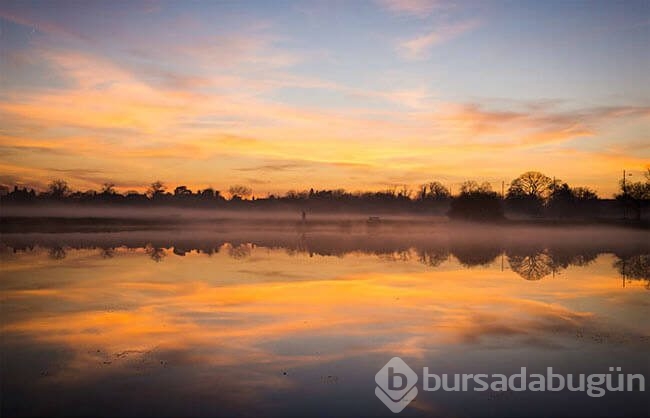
367, 216, 381, 224
301, 211, 306, 221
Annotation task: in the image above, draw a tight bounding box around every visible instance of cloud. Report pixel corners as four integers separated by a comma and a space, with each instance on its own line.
0, 8, 85, 40
376, 0, 443, 18
235, 162, 306, 172
398, 19, 480, 60
0, 21, 647, 197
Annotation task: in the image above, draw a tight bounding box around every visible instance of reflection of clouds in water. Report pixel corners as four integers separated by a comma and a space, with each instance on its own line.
2, 252, 648, 358
2, 242, 649, 416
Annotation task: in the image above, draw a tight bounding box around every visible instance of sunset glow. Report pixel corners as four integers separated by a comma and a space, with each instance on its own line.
1, 1, 648, 196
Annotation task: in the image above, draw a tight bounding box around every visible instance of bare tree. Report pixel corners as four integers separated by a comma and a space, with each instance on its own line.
228, 185, 252, 200
419, 181, 450, 200
47, 179, 70, 198
428, 181, 451, 199
572, 186, 598, 201
507, 171, 554, 199
397, 185, 412, 198
147, 181, 166, 198
101, 183, 116, 194
459, 181, 492, 194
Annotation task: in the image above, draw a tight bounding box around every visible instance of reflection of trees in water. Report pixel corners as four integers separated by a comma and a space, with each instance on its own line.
417, 248, 450, 267
614, 254, 650, 289
507, 251, 553, 281
546, 249, 598, 270
99, 247, 115, 258
145, 244, 166, 262
451, 244, 501, 267
7, 239, 647, 287
380, 250, 413, 263
48, 246, 67, 260
295, 232, 309, 254
506, 247, 599, 281
228, 243, 253, 259
197, 246, 218, 256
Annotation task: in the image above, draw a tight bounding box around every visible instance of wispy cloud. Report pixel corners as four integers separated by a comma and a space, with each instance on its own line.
0, 3, 647, 196
398, 19, 480, 60
376, 0, 443, 18
235, 162, 306, 172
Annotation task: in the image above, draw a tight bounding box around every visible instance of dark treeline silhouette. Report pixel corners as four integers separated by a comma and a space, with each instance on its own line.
1, 170, 649, 220
448, 181, 503, 220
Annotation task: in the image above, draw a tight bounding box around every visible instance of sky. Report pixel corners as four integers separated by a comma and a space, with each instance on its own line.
0, 0, 648, 197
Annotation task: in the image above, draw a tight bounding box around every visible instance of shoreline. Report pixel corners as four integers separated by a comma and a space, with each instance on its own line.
1, 214, 648, 234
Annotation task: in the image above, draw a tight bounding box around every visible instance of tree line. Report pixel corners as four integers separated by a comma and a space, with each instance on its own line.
1, 170, 649, 219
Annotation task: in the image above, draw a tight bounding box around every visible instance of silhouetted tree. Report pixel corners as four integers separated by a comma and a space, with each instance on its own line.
47, 179, 70, 199
506, 171, 555, 216
4, 185, 36, 203
174, 185, 192, 196
100, 183, 116, 195
229, 185, 252, 200
616, 169, 650, 220
418, 181, 451, 201
508, 171, 554, 198
147, 181, 166, 198
200, 188, 215, 199
460, 180, 493, 194
449, 181, 503, 221
397, 185, 412, 199
572, 186, 598, 201
547, 183, 573, 217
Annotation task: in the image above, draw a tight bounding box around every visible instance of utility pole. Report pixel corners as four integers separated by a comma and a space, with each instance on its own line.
501, 181, 505, 199
622, 257, 626, 288
623, 170, 626, 219
622, 170, 632, 219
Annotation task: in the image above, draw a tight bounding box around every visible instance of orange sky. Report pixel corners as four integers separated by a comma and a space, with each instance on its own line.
1, 1, 648, 196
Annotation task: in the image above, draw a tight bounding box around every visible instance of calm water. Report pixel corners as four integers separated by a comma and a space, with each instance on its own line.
1, 225, 649, 417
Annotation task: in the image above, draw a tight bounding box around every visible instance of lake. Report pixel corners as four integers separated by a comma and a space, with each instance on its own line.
1, 223, 648, 417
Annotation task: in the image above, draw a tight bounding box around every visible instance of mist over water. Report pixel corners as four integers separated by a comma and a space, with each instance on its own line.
1, 222, 648, 417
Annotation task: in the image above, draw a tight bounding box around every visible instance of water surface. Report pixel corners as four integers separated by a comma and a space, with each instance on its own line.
1, 225, 648, 417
